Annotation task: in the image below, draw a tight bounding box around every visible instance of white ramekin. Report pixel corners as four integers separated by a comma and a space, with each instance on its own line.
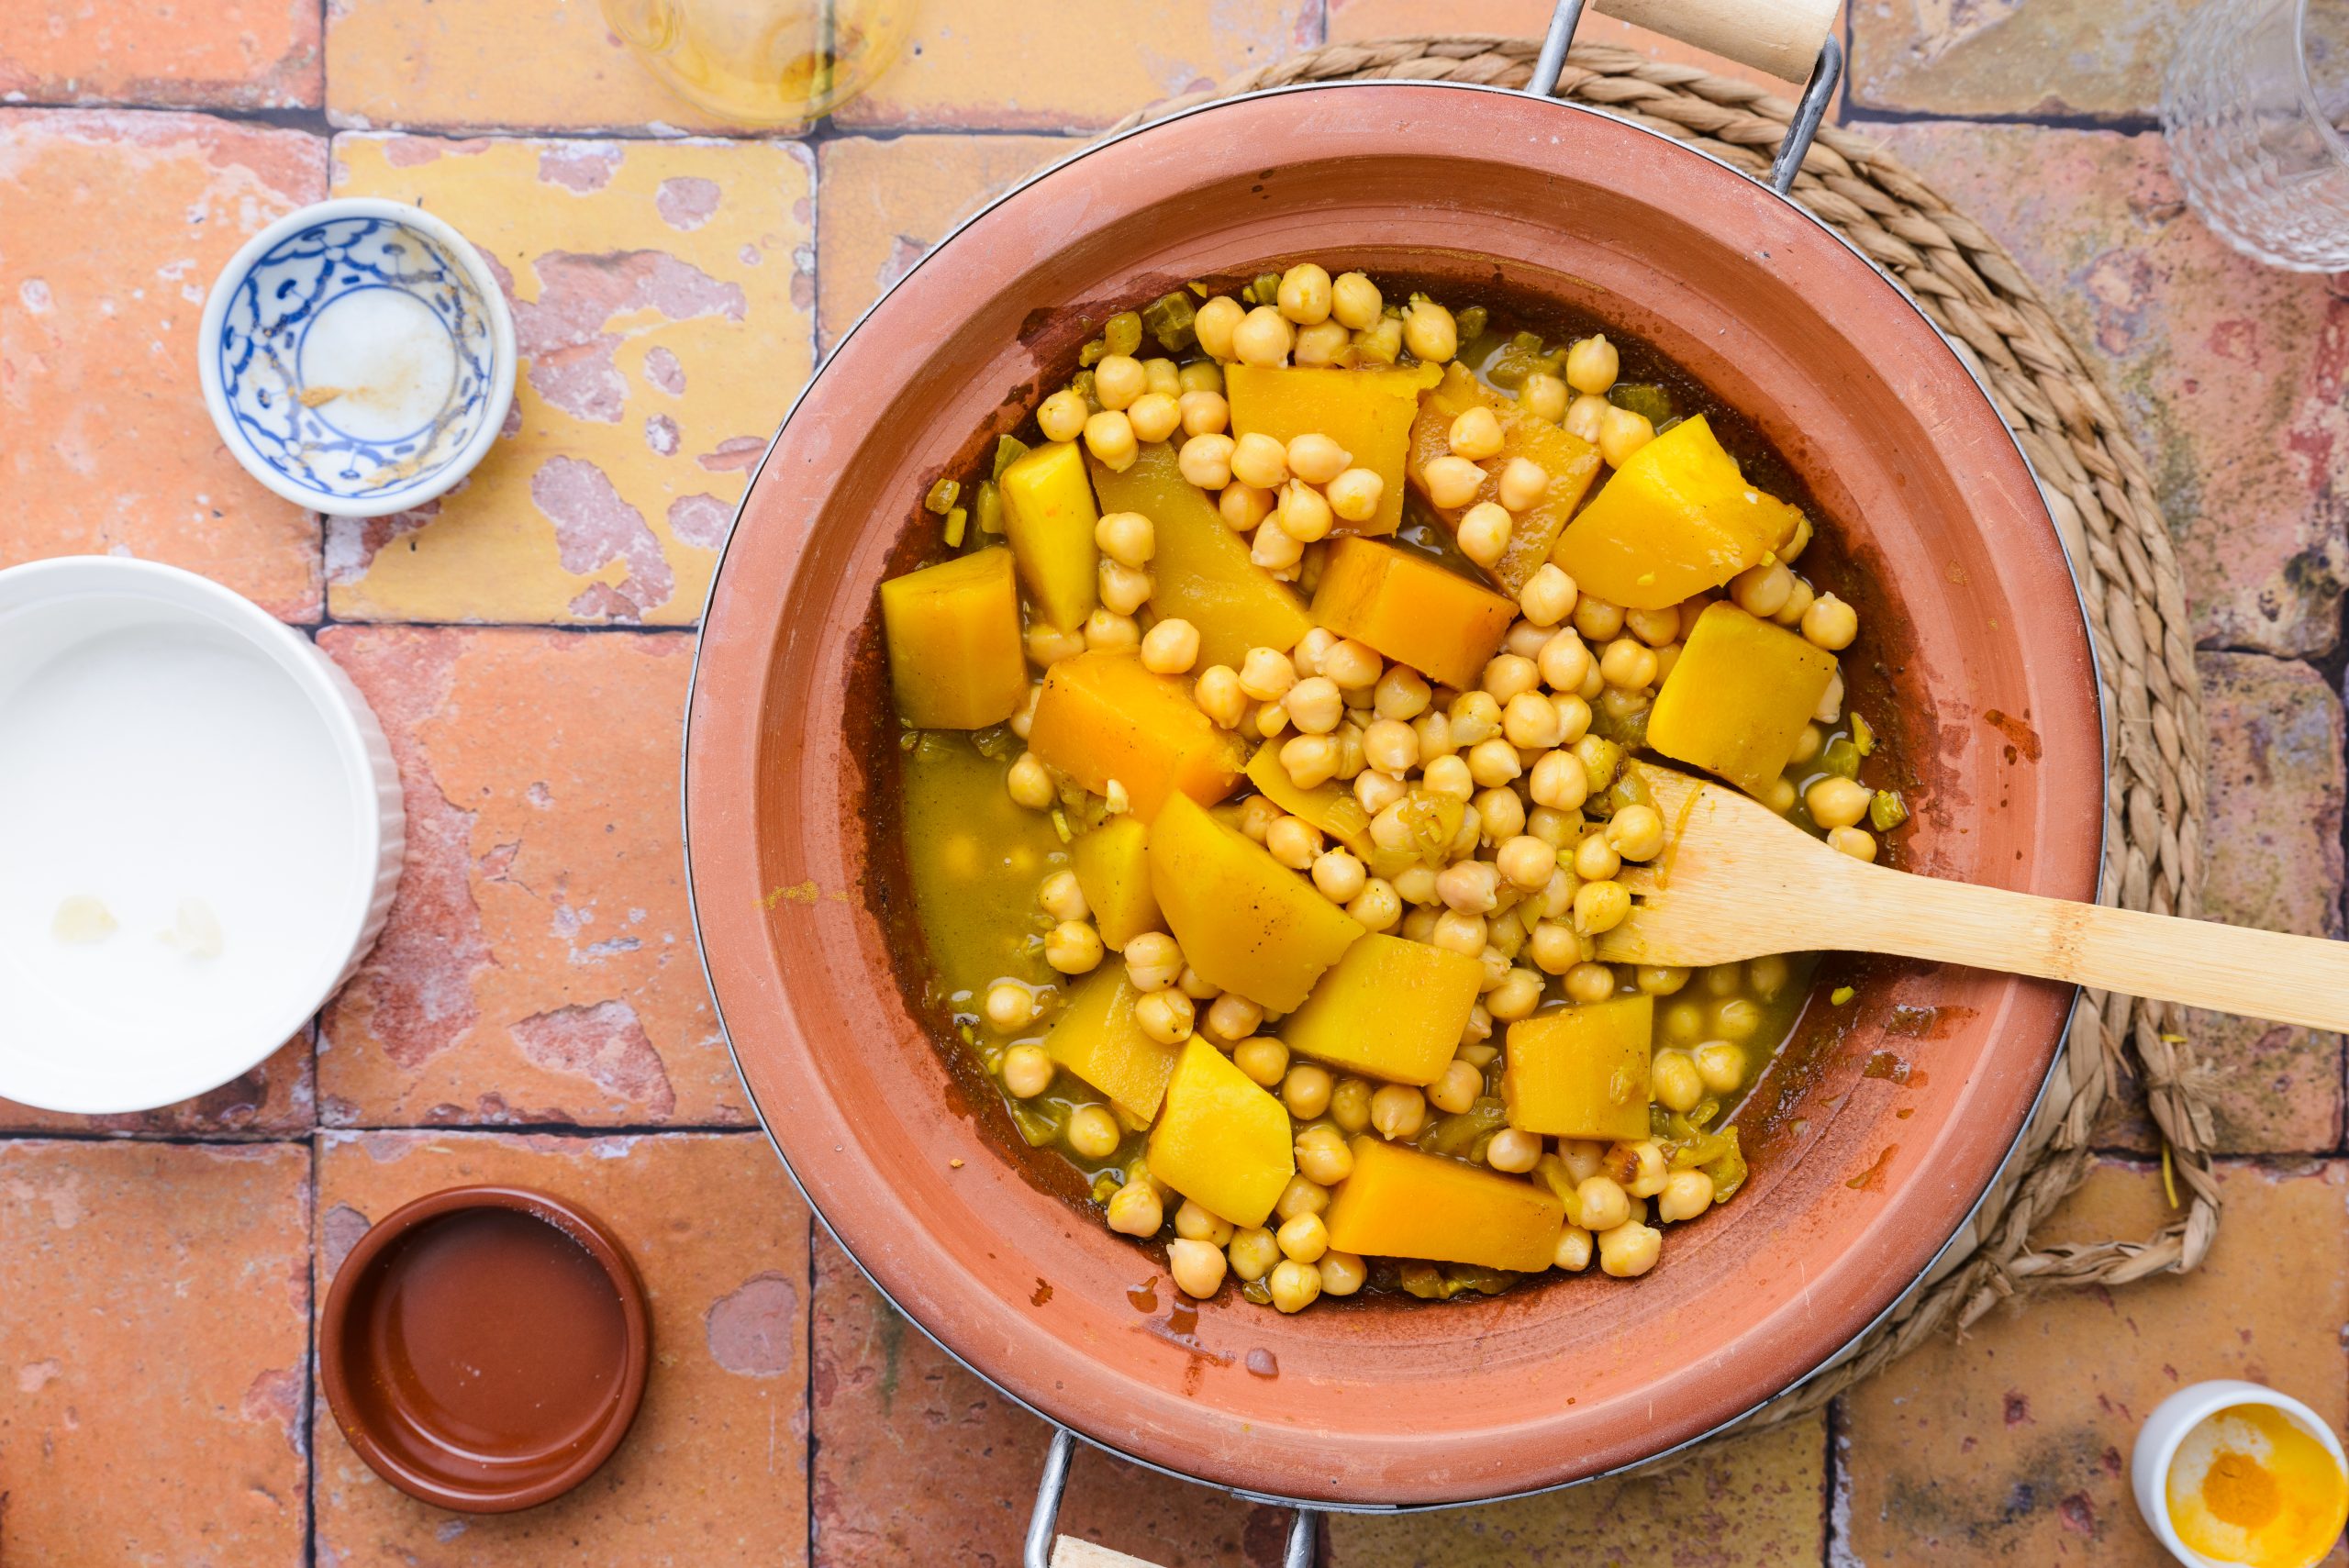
0, 558, 405, 1113
2132, 1379, 2348, 1567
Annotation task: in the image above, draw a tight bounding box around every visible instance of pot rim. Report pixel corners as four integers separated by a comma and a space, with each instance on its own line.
681, 75, 2110, 1510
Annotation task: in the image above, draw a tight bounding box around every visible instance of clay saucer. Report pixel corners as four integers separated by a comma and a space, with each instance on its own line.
320, 1185, 651, 1513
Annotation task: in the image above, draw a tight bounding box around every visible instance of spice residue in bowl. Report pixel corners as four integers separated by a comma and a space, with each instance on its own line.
2165, 1402, 2348, 1568
51, 895, 118, 944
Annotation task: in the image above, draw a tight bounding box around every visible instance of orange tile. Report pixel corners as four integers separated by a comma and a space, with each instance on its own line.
313, 1129, 809, 1564
316, 627, 745, 1127
1325, 0, 1807, 95
323, 0, 780, 134
0, 110, 325, 619
0, 1140, 311, 1564
0, 1029, 315, 1136
1851, 0, 2190, 119
832, 0, 1321, 131
815, 132, 1079, 349
1, 0, 321, 108
1837, 1159, 2349, 1564
326, 133, 811, 625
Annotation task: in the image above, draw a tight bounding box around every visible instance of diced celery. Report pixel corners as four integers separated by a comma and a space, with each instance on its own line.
1454, 305, 1488, 341
1141, 291, 1197, 352
974, 481, 1004, 536
1820, 736, 1861, 779
943, 506, 967, 548
1104, 311, 1143, 356
923, 477, 960, 515
1870, 789, 1910, 832
993, 435, 1030, 480
1608, 383, 1674, 424
1851, 712, 1876, 756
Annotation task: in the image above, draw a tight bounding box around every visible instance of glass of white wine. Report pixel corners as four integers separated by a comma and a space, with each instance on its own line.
602, 0, 917, 126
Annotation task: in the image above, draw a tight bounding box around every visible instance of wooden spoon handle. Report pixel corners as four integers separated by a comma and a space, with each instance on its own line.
1820, 866, 2349, 1033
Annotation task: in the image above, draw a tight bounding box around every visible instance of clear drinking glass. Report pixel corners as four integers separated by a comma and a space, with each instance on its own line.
601, 0, 917, 126
2163, 0, 2349, 270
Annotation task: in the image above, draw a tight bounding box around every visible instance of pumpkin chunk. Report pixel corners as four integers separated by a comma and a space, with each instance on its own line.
1308, 537, 1516, 690
1147, 792, 1364, 1012
1044, 968, 1180, 1121
1647, 604, 1838, 794
1281, 933, 1485, 1085
1551, 414, 1803, 610
1070, 816, 1163, 951
1404, 363, 1603, 593
1148, 1037, 1296, 1227
1088, 442, 1312, 670
1027, 651, 1243, 819
1323, 1136, 1564, 1272
1503, 995, 1654, 1142
1225, 363, 1442, 536
878, 547, 1029, 729
1244, 740, 1370, 852
999, 439, 1101, 629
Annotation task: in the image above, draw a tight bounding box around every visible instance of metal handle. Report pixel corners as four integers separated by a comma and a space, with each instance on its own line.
1025, 1428, 1320, 1568
1531, 0, 1843, 195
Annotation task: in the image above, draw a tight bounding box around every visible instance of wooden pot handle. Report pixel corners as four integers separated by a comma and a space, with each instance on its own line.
1592, 0, 1840, 82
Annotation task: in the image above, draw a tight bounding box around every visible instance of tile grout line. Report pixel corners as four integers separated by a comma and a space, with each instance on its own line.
806, 1208, 820, 1568
302, 1129, 321, 1568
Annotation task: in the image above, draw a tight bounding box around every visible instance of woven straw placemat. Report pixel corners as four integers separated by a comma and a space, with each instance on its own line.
1115, 35, 2221, 1430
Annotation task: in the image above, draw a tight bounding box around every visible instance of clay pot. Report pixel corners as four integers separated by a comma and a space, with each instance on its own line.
685, 82, 2102, 1506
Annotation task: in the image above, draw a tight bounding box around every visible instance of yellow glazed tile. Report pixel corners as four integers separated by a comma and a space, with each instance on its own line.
324, 0, 774, 134
327, 133, 812, 624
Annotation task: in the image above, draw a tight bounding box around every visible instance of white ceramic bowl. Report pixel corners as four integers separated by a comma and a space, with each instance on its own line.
0, 559, 405, 1113
2132, 1379, 2348, 1566
196, 197, 517, 518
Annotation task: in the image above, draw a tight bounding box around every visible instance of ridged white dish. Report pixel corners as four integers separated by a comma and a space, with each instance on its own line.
0, 558, 405, 1113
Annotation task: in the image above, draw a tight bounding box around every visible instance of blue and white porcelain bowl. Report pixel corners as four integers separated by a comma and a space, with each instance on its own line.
198, 198, 517, 518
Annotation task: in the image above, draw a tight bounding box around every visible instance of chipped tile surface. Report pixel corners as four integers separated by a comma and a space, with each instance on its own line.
810, 1232, 1290, 1567
816, 133, 1078, 349
831, 0, 1321, 130
1, 0, 322, 109
313, 1130, 808, 1564
0, 1029, 316, 1137
1850, 0, 2190, 119
0, 1140, 311, 1565
316, 627, 739, 1127
1878, 122, 2349, 659
324, 0, 774, 134
326, 133, 812, 626
1836, 1159, 2349, 1565
0, 109, 326, 618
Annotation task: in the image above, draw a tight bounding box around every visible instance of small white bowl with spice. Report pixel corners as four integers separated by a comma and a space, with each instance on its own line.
2133, 1380, 2349, 1568
0, 558, 406, 1113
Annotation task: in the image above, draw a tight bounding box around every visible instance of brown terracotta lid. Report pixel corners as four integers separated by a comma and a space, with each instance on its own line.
685, 82, 2105, 1505
319, 1184, 651, 1513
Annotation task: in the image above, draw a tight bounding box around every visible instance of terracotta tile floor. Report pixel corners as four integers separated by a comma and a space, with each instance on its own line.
3, 2, 2344, 1562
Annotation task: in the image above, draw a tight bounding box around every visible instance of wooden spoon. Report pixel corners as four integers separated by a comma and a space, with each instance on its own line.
1596, 762, 2349, 1032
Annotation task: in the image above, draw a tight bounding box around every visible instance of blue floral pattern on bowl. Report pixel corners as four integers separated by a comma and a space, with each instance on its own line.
200, 201, 515, 518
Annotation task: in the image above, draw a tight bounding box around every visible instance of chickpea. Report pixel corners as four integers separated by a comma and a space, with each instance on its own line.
1434, 859, 1497, 915
1527, 750, 1589, 814
1007, 751, 1055, 809
1346, 877, 1402, 932
1800, 592, 1858, 651
1508, 569, 1575, 635
1130, 990, 1193, 1049
1494, 456, 1549, 513
1431, 909, 1489, 960
1219, 481, 1275, 535
1447, 406, 1506, 462
1564, 961, 1616, 1006
1044, 919, 1105, 974
1330, 271, 1383, 329
1748, 953, 1791, 998
1565, 334, 1620, 395
1529, 919, 1580, 975
1374, 664, 1432, 719
1577, 1174, 1631, 1232
1177, 359, 1225, 394
1448, 691, 1500, 747
1776, 577, 1817, 628
1573, 733, 1622, 791
999, 1042, 1053, 1098
1080, 406, 1138, 469
1325, 467, 1384, 523
1694, 1040, 1747, 1095
1139, 357, 1182, 399
1558, 1139, 1607, 1182
1829, 824, 1878, 862
1174, 432, 1236, 491
1176, 389, 1230, 441
1191, 664, 1246, 728
1038, 387, 1090, 443
1250, 517, 1302, 576
985, 982, 1039, 1033
1093, 353, 1145, 410
1285, 431, 1353, 485
1296, 1123, 1355, 1185
1138, 617, 1201, 676
1476, 785, 1526, 843
1393, 868, 1440, 910
1572, 831, 1621, 883
1456, 501, 1514, 568
1175, 1199, 1235, 1248
1228, 1226, 1281, 1283
1311, 848, 1367, 904
1461, 738, 1518, 788
1107, 1179, 1163, 1237
1265, 811, 1324, 870
1423, 453, 1486, 509
1486, 967, 1544, 1022
1194, 295, 1244, 359
1276, 262, 1333, 325
1168, 1238, 1229, 1299
1598, 1221, 1662, 1277
1232, 305, 1295, 366
1521, 370, 1569, 422
1292, 317, 1348, 366
1234, 1036, 1289, 1088
1086, 511, 1152, 572
1268, 1258, 1323, 1313
1564, 392, 1609, 444
1606, 804, 1666, 862
1329, 1076, 1374, 1134
1629, 965, 1686, 998
1039, 869, 1088, 923
1083, 607, 1139, 651
1591, 639, 1650, 695
1283, 1063, 1334, 1120
1203, 991, 1264, 1043
1538, 628, 1593, 691
1493, 834, 1556, 891
1353, 316, 1404, 364
1237, 646, 1297, 702
1815, 667, 1844, 725
1279, 676, 1341, 737
1280, 480, 1334, 543
1731, 560, 1793, 619
1473, 656, 1534, 709
1222, 429, 1287, 491
1402, 299, 1458, 362
1597, 405, 1654, 469
1066, 1103, 1121, 1160
1275, 1211, 1330, 1265
1662, 1000, 1705, 1044
1617, 1139, 1670, 1198
1651, 1049, 1704, 1113
1553, 1225, 1594, 1272
1806, 775, 1872, 829
1319, 1251, 1368, 1296
1371, 1083, 1427, 1140
1613, 609, 1673, 652
1420, 753, 1475, 801
1098, 560, 1152, 616
1653, 1169, 1715, 1224
1110, 932, 1176, 995
1574, 878, 1631, 934
1319, 639, 1381, 692
1265, 1173, 1328, 1224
